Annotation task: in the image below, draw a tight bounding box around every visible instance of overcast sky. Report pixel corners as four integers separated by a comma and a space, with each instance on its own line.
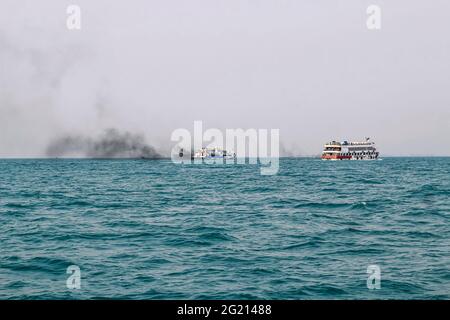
1, 0, 449, 157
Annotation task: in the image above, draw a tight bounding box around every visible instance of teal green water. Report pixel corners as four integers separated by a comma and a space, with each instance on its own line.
0, 158, 449, 299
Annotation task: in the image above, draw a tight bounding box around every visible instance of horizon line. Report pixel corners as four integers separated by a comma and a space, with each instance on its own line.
0, 155, 450, 160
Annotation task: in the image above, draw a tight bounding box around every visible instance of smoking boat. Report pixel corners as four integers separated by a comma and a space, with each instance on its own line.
321, 138, 379, 160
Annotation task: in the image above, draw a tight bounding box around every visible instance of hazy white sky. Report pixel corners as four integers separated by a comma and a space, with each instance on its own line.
1, 0, 449, 156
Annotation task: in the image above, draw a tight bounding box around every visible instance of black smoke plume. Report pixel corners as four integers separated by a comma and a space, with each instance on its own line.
46, 129, 162, 159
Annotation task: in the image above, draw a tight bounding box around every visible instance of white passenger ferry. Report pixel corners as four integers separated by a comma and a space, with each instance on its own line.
322, 138, 379, 160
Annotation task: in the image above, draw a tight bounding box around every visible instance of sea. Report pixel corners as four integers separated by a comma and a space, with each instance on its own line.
0, 157, 449, 299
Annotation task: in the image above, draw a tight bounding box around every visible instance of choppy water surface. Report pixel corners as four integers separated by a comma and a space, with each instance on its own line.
0, 158, 449, 299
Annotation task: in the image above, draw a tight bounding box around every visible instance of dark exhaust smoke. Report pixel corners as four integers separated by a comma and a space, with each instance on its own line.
46, 129, 162, 159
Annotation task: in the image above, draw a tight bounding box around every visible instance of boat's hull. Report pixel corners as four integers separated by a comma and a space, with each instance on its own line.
321, 154, 378, 160
321, 154, 352, 160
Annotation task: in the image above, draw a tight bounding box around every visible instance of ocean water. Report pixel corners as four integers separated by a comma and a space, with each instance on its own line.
0, 157, 449, 300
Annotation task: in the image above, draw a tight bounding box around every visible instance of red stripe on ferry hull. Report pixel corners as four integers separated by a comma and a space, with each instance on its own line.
321, 154, 351, 160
